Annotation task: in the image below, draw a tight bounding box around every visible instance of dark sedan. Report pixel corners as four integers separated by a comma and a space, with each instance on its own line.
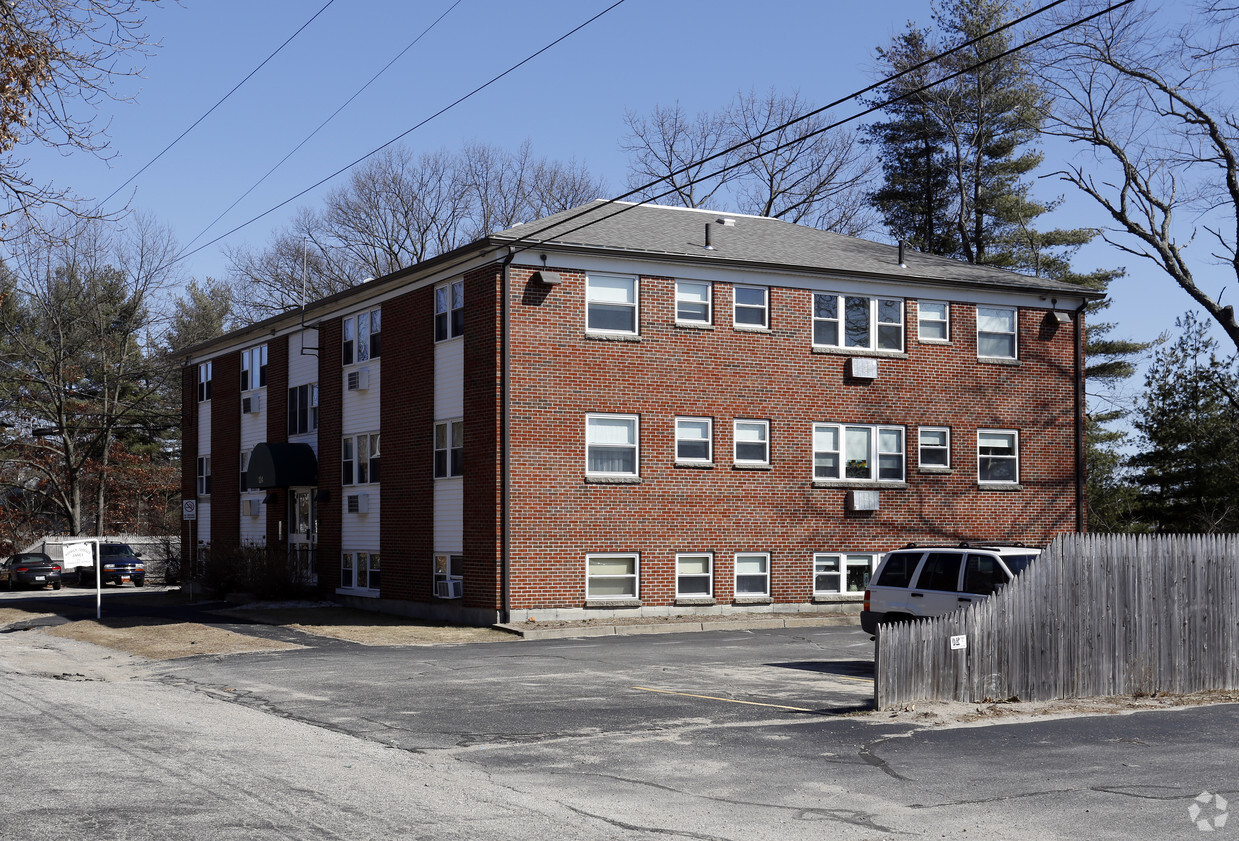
1, 553, 63, 591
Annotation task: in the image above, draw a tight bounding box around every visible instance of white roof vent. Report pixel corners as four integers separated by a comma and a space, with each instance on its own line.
717, 217, 736, 226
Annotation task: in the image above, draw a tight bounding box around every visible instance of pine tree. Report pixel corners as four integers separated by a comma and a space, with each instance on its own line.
1130, 313, 1239, 533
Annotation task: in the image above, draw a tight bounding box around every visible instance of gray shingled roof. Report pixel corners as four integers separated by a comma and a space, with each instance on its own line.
488, 200, 1099, 298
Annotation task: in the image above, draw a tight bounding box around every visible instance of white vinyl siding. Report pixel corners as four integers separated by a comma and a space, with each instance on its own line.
433, 480, 464, 557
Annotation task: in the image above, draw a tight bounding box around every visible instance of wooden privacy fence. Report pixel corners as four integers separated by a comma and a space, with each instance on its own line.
874, 534, 1239, 709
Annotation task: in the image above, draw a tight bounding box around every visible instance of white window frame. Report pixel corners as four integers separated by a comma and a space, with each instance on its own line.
978, 428, 1019, 485
343, 308, 382, 365
586, 553, 639, 600
342, 433, 381, 486
733, 285, 769, 329
733, 419, 770, 466
675, 553, 714, 598
585, 274, 639, 335
196, 455, 211, 496
675, 280, 712, 325
434, 419, 463, 478
585, 413, 639, 477
288, 383, 318, 436
813, 423, 905, 482
433, 553, 463, 595
435, 280, 464, 341
734, 552, 770, 597
977, 306, 1018, 360
341, 550, 380, 591
918, 301, 950, 342
813, 553, 880, 595
674, 417, 713, 464
812, 293, 904, 351
197, 362, 212, 402
240, 344, 268, 392
918, 426, 951, 469
239, 450, 250, 493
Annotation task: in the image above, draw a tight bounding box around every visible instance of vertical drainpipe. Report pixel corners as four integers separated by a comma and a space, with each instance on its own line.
500, 247, 516, 623
1074, 302, 1087, 533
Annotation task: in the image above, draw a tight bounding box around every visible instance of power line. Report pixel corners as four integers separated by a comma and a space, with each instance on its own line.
315, 0, 1133, 294
180, 0, 466, 255
174, 0, 629, 267
97, 0, 340, 213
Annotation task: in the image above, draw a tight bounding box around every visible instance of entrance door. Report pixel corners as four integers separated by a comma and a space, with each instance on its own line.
288, 487, 317, 585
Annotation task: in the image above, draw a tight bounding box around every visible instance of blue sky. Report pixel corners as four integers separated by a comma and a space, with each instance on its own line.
16, 0, 1217, 359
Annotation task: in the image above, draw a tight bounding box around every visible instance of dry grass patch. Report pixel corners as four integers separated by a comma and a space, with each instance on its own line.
218, 605, 516, 646
47, 617, 304, 660
0, 607, 58, 628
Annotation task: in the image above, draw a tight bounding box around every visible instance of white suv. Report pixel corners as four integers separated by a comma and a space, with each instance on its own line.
860, 543, 1039, 635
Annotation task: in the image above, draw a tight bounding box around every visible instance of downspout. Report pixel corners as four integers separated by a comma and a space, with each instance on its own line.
500, 247, 516, 623
1074, 302, 1087, 533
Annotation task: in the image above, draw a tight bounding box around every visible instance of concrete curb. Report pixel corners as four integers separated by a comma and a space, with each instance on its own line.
494, 613, 858, 640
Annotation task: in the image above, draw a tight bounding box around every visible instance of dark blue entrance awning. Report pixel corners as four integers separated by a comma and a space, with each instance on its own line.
247, 442, 317, 489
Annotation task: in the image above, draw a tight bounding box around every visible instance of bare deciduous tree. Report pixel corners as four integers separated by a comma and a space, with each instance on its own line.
228, 142, 606, 322
1038, 0, 1239, 348
0, 0, 161, 236
622, 90, 879, 236
0, 213, 179, 535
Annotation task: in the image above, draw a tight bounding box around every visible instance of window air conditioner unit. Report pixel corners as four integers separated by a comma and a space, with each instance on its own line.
242, 395, 261, 414
346, 368, 370, 392
435, 579, 463, 599
346, 493, 369, 514
849, 357, 879, 379
243, 499, 260, 516
850, 490, 880, 511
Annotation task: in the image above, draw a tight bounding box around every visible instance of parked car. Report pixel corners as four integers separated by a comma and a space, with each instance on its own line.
1, 553, 63, 591
861, 542, 1040, 635
76, 542, 146, 587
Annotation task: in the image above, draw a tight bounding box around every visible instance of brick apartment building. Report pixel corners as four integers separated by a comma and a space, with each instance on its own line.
181, 201, 1097, 625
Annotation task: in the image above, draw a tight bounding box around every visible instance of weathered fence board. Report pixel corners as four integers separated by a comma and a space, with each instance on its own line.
875, 534, 1239, 709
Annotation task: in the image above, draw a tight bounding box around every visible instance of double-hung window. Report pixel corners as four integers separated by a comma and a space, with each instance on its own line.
342, 551, 380, 590
287, 383, 318, 436
586, 414, 639, 477
586, 274, 638, 335
435, 280, 464, 341
586, 553, 639, 599
977, 306, 1017, 359
197, 362, 212, 402
733, 419, 770, 466
676, 553, 713, 597
675, 280, 712, 325
674, 417, 712, 463
733, 285, 768, 328
813, 423, 905, 482
813, 553, 879, 595
734, 552, 770, 597
978, 429, 1018, 484
196, 456, 211, 496
342, 433, 381, 485
434, 420, 463, 478
918, 426, 950, 468
343, 308, 382, 364
918, 301, 950, 341
812, 293, 904, 351
240, 345, 267, 391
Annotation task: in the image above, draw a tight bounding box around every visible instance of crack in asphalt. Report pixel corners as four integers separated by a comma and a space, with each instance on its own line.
859, 739, 913, 781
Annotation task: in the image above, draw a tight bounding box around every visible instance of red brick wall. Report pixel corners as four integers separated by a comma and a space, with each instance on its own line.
210, 352, 241, 551
463, 265, 502, 611
505, 266, 1082, 610
317, 319, 343, 590
380, 286, 435, 601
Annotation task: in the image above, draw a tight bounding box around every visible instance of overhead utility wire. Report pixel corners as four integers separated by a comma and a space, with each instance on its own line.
504, 0, 1116, 258
174, 0, 629, 266
346, 0, 1131, 294
179, 0, 465, 254
96, 0, 339, 212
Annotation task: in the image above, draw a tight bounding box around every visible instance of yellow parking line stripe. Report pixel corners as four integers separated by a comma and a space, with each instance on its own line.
833, 675, 875, 684
633, 686, 813, 711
